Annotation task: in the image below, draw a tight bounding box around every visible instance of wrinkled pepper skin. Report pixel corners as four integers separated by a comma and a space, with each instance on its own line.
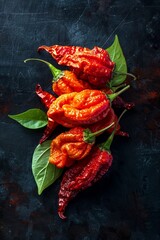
57, 109, 126, 219
38, 45, 115, 88
58, 146, 113, 219
49, 127, 93, 168
52, 70, 92, 96
47, 89, 111, 127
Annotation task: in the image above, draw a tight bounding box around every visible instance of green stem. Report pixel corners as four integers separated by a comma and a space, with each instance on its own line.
111, 83, 127, 92
114, 71, 136, 81
24, 58, 63, 81
84, 122, 115, 143
100, 109, 127, 151
91, 122, 114, 137
107, 85, 130, 102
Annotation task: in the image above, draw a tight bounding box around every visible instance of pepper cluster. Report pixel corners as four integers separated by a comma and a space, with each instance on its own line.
35, 42, 135, 219
9, 36, 136, 219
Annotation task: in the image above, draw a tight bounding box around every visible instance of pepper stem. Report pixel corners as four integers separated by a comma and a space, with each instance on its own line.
100, 109, 127, 151
111, 83, 127, 92
107, 85, 130, 102
84, 122, 115, 144
24, 58, 63, 81
114, 71, 136, 81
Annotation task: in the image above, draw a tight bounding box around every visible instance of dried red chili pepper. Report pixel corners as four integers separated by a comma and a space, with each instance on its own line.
101, 85, 135, 110
25, 58, 92, 96
39, 117, 58, 144
35, 84, 56, 109
49, 122, 114, 168
47, 86, 130, 128
35, 84, 58, 144
58, 110, 126, 219
38, 45, 115, 88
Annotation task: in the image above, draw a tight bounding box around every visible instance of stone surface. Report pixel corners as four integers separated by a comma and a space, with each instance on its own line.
0, 0, 160, 239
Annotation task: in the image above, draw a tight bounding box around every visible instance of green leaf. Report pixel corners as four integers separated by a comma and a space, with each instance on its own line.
32, 140, 63, 195
107, 35, 127, 87
8, 108, 48, 129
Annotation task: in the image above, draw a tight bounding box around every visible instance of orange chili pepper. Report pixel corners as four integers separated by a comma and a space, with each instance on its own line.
24, 58, 92, 96
47, 86, 130, 128
49, 123, 114, 168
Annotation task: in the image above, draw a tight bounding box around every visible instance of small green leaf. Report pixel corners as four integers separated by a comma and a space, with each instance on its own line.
107, 35, 127, 87
32, 140, 63, 195
8, 108, 48, 129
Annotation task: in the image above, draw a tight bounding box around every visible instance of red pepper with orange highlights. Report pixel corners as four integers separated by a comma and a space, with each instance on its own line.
24, 58, 92, 96
35, 84, 58, 144
49, 122, 114, 168
57, 110, 126, 219
38, 45, 115, 88
35, 84, 56, 109
47, 86, 130, 128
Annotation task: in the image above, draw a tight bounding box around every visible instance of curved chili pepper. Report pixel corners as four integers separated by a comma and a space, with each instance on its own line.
39, 117, 58, 144
35, 84, 58, 144
35, 84, 56, 109
58, 146, 113, 219
57, 110, 126, 219
38, 45, 115, 87
49, 123, 114, 168
47, 86, 130, 128
25, 58, 92, 96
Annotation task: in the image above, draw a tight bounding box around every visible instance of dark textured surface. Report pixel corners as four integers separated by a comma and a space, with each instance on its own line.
0, 0, 160, 239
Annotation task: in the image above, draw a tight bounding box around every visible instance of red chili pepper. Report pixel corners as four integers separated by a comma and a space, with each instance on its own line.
38, 45, 115, 88
58, 146, 113, 219
47, 86, 130, 128
25, 58, 92, 96
35, 84, 56, 109
39, 117, 58, 144
49, 123, 114, 168
35, 84, 58, 144
57, 110, 126, 219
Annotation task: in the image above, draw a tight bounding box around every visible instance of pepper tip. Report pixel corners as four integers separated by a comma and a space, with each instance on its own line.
38, 45, 49, 53
58, 211, 67, 220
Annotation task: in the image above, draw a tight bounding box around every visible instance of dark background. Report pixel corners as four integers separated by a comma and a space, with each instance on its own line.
0, 0, 160, 239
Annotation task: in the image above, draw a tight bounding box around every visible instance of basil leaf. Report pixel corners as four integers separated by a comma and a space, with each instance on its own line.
8, 108, 48, 129
32, 140, 63, 195
107, 35, 127, 87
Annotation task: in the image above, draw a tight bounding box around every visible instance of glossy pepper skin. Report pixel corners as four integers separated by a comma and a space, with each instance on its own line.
35, 84, 58, 144
38, 45, 115, 88
49, 127, 93, 168
35, 84, 56, 109
58, 146, 113, 219
47, 86, 129, 128
57, 110, 126, 219
52, 70, 92, 96
49, 123, 114, 168
25, 58, 92, 96
47, 90, 110, 127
